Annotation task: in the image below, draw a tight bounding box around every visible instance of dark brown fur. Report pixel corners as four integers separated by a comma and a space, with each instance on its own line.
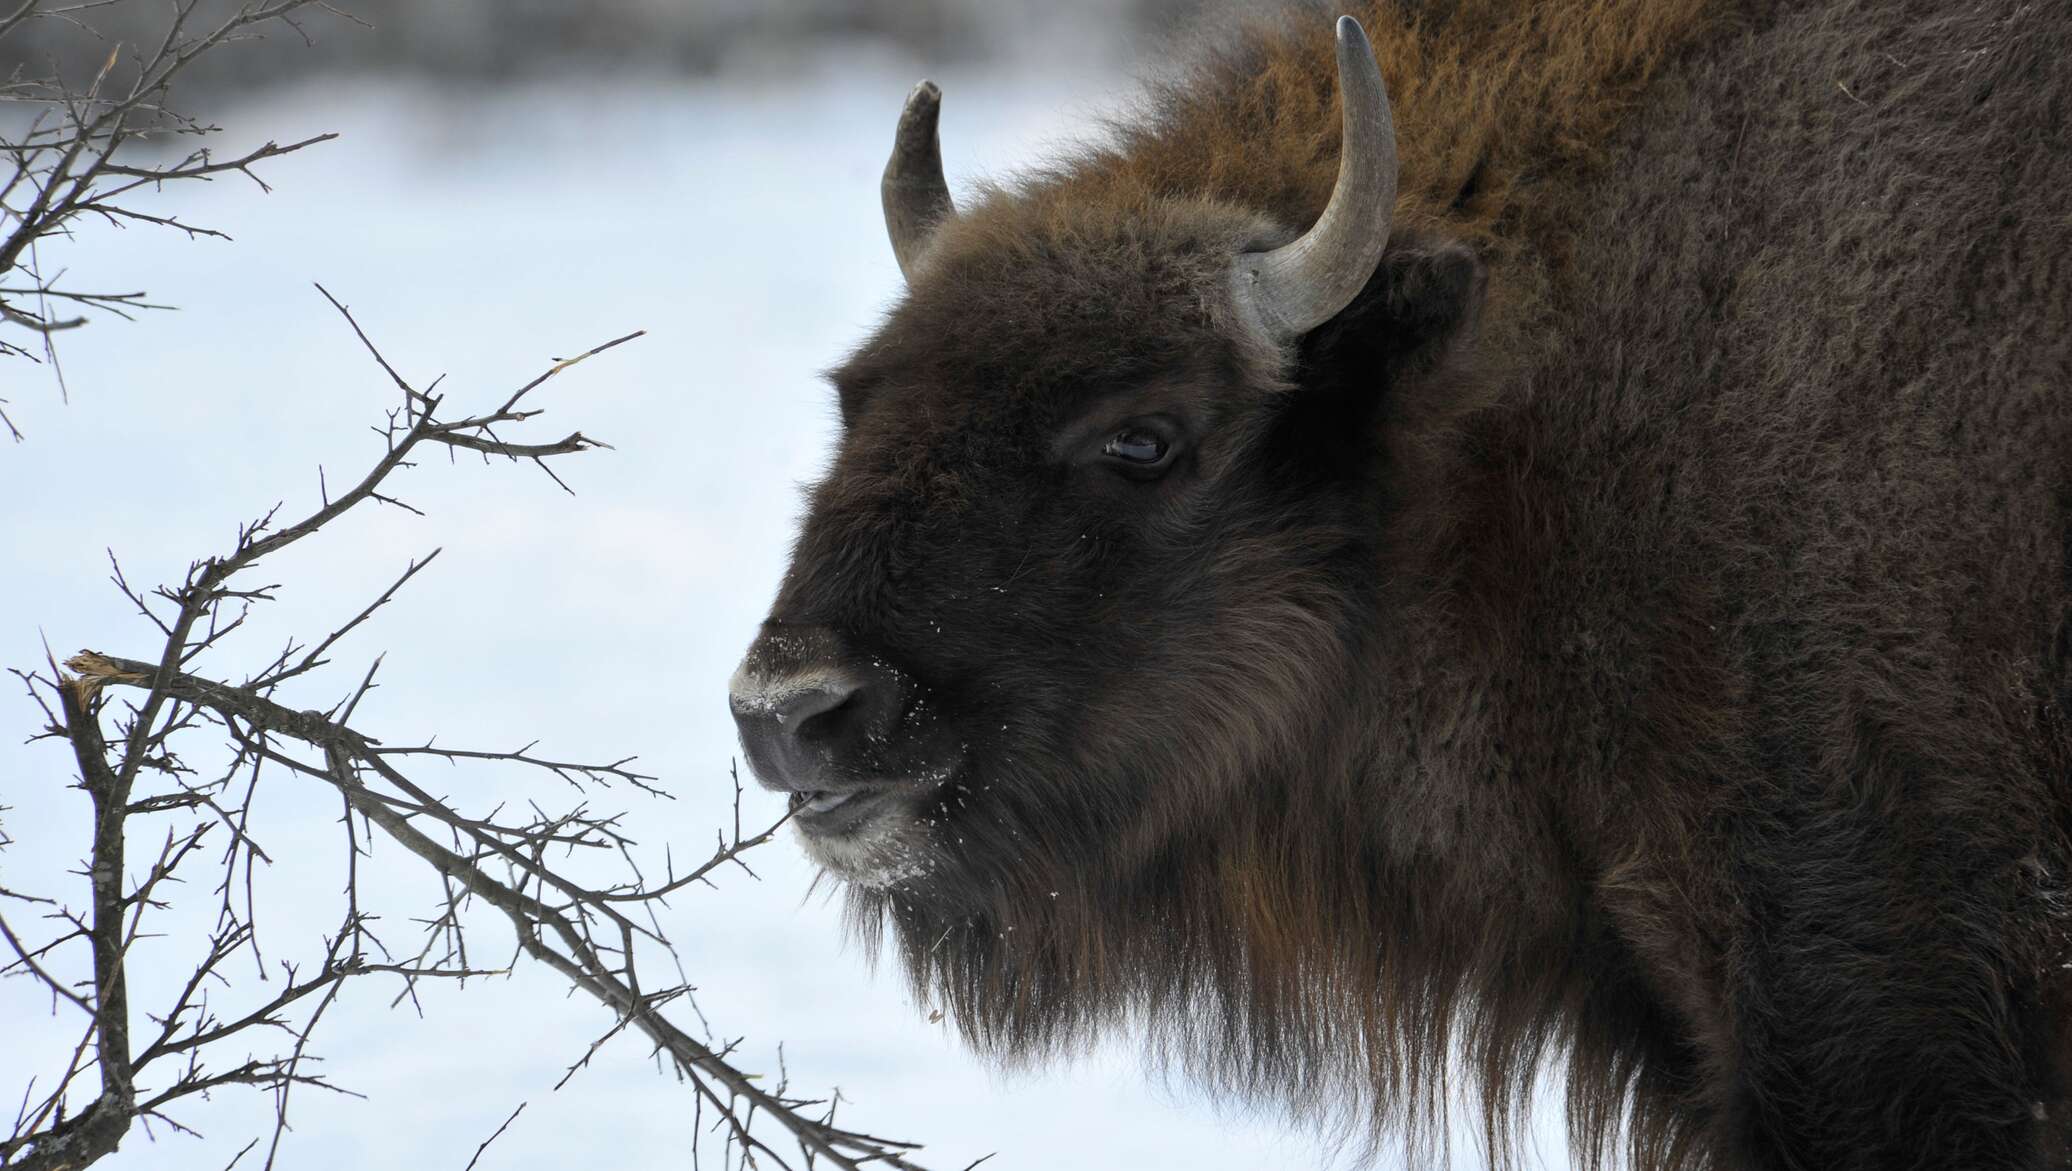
742, 1, 2072, 1166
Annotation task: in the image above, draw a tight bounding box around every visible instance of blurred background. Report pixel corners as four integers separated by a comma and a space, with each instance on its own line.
0, 0, 1212, 90
0, 3, 1571, 1169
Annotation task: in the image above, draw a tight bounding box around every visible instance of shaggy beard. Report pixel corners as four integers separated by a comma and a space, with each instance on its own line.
836, 766, 1152, 1056
830, 772, 1702, 1171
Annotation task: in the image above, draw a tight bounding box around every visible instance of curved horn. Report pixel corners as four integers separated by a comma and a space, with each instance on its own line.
1233, 15, 1398, 340
881, 81, 956, 280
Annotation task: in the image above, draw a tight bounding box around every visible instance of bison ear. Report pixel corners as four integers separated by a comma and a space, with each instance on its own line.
1294, 233, 1486, 389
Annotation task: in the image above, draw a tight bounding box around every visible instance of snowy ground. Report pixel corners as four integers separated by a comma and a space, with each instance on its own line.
0, 54, 1572, 1171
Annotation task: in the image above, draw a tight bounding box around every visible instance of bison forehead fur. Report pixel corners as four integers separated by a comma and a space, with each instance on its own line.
730, 0, 2072, 1168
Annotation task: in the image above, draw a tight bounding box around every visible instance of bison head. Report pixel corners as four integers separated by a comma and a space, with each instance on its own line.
729, 16, 1485, 1049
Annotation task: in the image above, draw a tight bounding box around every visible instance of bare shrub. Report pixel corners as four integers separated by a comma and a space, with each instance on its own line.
0, 289, 937, 1171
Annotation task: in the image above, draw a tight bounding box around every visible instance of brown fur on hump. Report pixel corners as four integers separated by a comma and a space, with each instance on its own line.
1037, 0, 1732, 345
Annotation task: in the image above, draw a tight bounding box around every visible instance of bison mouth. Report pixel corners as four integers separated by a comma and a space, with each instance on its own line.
788, 785, 899, 834
782, 773, 959, 889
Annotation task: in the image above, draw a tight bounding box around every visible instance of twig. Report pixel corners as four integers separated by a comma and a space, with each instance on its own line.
0, 1, 339, 432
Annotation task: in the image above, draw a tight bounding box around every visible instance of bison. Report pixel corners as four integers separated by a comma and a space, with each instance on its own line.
727, 1, 2072, 1167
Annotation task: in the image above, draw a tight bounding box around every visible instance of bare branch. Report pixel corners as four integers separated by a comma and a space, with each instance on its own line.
0, 0, 340, 432
6, 299, 931, 1171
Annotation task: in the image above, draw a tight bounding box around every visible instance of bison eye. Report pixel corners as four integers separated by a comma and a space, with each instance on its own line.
1102, 427, 1169, 466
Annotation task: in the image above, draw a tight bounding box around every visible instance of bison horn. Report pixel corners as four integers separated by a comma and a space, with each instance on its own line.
1233, 15, 1399, 340
882, 80, 956, 280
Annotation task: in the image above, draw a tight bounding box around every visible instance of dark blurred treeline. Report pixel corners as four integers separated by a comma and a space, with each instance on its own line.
1, 0, 1217, 98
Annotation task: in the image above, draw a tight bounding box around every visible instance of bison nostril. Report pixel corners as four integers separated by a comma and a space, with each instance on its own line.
793, 691, 863, 744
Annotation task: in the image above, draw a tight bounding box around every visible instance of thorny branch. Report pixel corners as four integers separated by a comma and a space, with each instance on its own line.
0, 0, 347, 438
1, 295, 931, 1171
